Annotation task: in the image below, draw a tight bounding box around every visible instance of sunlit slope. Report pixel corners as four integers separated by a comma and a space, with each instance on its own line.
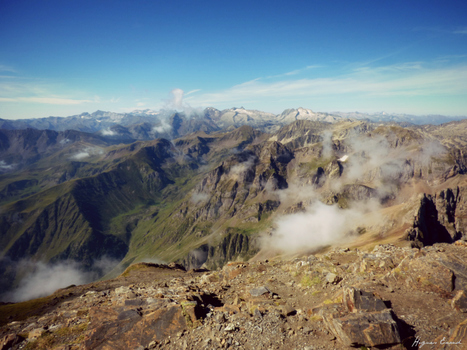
0, 139, 183, 265
1, 120, 467, 296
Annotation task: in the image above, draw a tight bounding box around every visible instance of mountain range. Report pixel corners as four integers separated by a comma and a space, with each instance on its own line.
1, 106, 467, 348
1, 107, 464, 136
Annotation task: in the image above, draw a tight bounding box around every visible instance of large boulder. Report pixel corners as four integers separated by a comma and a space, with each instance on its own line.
324, 309, 401, 347
320, 287, 401, 348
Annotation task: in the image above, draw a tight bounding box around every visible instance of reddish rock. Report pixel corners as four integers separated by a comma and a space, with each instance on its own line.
84, 305, 187, 350
435, 318, 467, 349
395, 257, 454, 295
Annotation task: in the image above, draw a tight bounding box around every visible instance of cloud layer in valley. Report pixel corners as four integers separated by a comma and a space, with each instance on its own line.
263, 200, 379, 254
0, 257, 120, 302
70, 146, 104, 160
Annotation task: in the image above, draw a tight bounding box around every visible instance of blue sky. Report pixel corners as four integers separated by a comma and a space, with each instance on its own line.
1, 0, 467, 119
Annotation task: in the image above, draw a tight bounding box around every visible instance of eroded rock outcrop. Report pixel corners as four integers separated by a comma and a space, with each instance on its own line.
407, 188, 467, 247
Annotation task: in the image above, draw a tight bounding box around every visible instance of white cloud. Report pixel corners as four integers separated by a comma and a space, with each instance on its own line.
158, 88, 204, 122
101, 128, 117, 136
70, 147, 104, 160
263, 200, 380, 254
169, 88, 184, 111
152, 120, 172, 134
190, 192, 209, 204
0, 160, 14, 170
71, 151, 90, 160
0, 257, 120, 302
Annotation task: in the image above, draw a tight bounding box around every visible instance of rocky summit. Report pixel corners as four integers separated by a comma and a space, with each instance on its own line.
1, 241, 467, 349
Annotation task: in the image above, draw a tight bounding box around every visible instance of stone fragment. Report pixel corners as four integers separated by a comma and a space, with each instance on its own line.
181, 300, 198, 323
224, 323, 236, 332
249, 286, 270, 297
451, 290, 467, 312
0, 333, 24, 350
343, 287, 387, 313
215, 313, 226, 324
148, 340, 158, 349
326, 273, 340, 284
281, 304, 296, 316
28, 327, 45, 340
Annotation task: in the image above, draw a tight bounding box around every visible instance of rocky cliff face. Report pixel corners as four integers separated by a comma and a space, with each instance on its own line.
178, 231, 257, 271
406, 187, 467, 247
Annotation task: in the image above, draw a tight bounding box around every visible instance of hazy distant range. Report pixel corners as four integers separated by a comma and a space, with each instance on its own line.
0, 107, 465, 135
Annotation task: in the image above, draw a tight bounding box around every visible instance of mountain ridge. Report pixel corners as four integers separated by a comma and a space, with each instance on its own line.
1, 107, 465, 137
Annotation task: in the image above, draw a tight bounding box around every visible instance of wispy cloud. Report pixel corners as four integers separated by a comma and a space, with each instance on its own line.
0, 72, 94, 107
0, 96, 92, 105
414, 25, 467, 36
453, 26, 467, 35
0, 64, 16, 73
190, 62, 467, 108
185, 89, 201, 96
353, 61, 424, 74
265, 65, 322, 79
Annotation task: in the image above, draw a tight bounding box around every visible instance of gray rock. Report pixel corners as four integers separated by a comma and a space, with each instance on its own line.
224, 323, 237, 332
250, 286, 271, 297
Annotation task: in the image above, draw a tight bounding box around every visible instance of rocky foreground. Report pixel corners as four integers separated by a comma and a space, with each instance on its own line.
1, 242, 467, 350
